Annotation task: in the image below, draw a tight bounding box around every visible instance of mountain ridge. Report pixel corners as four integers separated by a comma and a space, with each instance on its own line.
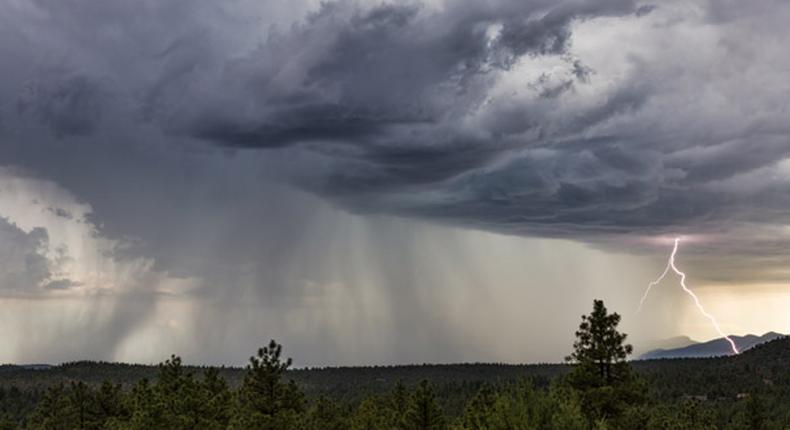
639, 331, 786, 360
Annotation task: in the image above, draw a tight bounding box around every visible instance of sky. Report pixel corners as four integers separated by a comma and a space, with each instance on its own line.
1, 0, 790, 366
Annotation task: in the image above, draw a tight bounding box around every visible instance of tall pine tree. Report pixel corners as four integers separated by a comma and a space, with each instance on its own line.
566, 300, 645, 424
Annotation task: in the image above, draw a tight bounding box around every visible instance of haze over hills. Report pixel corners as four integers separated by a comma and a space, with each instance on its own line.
6, 332, 784, 371
639, 332, 786, 360
632, 335, 698, 356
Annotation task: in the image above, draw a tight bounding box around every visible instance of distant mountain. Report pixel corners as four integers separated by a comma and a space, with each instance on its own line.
633, 335, 698, 356
639, 332, 786, 359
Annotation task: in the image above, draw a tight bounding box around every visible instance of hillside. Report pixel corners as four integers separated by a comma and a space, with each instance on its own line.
1, 336, 788, 402
633, 335, 698, 356
629, 336, 789, 401
639, 332, 786, 359
0, 337, 788, 427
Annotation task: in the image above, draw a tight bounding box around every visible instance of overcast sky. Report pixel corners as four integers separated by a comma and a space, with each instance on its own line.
1, 0, 790, 366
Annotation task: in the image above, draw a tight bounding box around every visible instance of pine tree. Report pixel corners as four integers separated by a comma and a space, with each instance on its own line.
306, 395, 348, 430
566, 300, 632, 386
154, 355, 202, 429
351, 397, 389, 430
566, 300, 645, 424
390, 381, 410, 425
66, 381, 101, 430
200, 367, 232, 429
461, 384, 497, 430
745, 395, 767, 430
400, 381, 446, 430
231, 340, 306, 429
118, 355, 232, 430
95, 381, 128, 424
25, 384, 72, 430
25, 382, 104, 430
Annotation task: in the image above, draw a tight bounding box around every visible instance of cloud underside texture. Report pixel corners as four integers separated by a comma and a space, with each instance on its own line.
2, 0, 790, 365
2, 0, 790, 273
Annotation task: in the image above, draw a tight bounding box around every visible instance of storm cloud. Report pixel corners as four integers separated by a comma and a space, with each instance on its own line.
1, 0, 786, 233
1, 0, 790, 364
5, 0, 788, 240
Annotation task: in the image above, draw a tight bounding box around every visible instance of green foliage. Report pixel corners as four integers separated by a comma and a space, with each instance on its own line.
113, 355, 231, 430
351, 397, 391, 430
401, 380, 446, 430
461, 384, 497, 429
24, 381, 121, 430
566, 300, 646, 424
456, 379, 589, 430
230, 340, 305, 429
201, 367, 232, 427
305, 395, 348, 430
567, 300, 634, 386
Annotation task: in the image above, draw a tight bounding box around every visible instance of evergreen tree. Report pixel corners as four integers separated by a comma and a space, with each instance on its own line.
677, 399, 716, 430
461, 384, 497, 430
119, 378, 161, 430
544, 384, 587, 430
306, 395, 348, 430
151, 355, 204, 429
566, 300, 645, 423
390, 381, 410, 425
401, 381, 446, 430
231, 340, 306, 429
117, 356, 232, 430
351, 397, 389, 430
567, 300, 633, 385
25, 384, 70, 430
95, 381, 128, 424
66, 381, 101, 430
745, 394, 767, 430
200, 367, 232, 429
25, 382, 103, 430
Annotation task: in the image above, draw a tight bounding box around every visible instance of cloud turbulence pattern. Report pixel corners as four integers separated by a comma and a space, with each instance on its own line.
1, 0, 790, 363
3, 1, 790, 240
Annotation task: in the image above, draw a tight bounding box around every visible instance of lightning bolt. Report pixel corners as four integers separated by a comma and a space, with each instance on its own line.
638, 237, 740, 355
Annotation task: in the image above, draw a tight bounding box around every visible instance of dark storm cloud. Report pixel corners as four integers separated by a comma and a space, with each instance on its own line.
186, 0, 640, 148
16, 72, 105, 138
2, 0, 790, 282
2, 0, 790, 365
159, 0, 709, 244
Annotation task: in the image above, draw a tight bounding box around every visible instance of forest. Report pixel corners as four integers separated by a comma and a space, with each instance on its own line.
1, 300, 788, 429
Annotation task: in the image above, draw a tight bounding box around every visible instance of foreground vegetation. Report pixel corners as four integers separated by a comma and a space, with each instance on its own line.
1, 300, 788, 429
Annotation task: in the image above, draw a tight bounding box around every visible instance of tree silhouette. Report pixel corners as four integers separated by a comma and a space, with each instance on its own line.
566, 299, 645, 424
567, 299, 633, 385
231, 340, 305, 429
